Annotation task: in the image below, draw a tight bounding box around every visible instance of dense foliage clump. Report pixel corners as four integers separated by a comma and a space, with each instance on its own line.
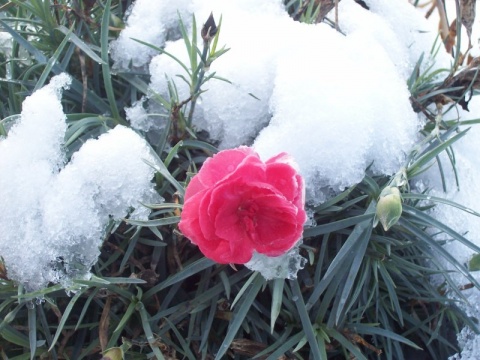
1, 1, 480, 359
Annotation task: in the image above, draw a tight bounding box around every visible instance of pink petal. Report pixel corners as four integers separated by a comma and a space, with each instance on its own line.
178, 190, 207, 246
265, 162, 298, 202
197, 147, 256, 188
184, 175, 207, 199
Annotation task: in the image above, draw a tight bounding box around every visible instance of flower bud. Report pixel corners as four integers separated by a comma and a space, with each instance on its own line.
376, 187, 402, 231
101, 347, 124, 360
201, 13, 218, 44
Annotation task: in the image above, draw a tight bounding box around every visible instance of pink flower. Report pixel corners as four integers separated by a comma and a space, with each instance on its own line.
178, 146, 306, 264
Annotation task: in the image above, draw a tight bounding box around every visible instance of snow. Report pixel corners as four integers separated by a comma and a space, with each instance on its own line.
245, 246, 306, 281
110, 0, 192, 70
418, 100, 480, 360
131, 0, 450, 202
0, 74, 160, 291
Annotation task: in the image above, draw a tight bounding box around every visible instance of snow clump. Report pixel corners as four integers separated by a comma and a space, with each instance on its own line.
0, 74, 160, 291
110, 0, 192, 69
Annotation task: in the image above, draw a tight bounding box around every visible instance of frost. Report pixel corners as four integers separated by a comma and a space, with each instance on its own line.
0, 74, 160, 291
245, 245, 306, 281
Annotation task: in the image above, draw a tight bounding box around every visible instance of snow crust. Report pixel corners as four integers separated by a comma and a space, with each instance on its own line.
0, 74, 160, 290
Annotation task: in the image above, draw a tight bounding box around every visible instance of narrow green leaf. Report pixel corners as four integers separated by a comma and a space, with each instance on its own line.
303, 213, 374, 237
307, 203, 375, 309
270, 278, 285, 333
263, 331, 305, 360
124, 216, 180, 227
402, 193, 480, 217
1, 324, 30, 348
136, 302, 166, 360
131, 38, 191, 76
0, 303, 24, 333
335, 223, 372, 325
34, 27, 72, 91
143, 159, 185, 197
144, 257, 214, 300
403, 204, 480, 254
49, 290, 84, 351
55, 25, 105, 64
163, 317, 196, 360
407, 128, 469, 178
27, 303, 36, 360
231, 272, 259, 309
215, 275, 264, 360
290, 280, 325, 359
101, 0, 121, 121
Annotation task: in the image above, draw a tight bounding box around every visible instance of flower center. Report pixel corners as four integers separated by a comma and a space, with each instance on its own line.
238, 202, 259, 239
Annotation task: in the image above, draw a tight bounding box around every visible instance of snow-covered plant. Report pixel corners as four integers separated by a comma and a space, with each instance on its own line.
2, 1, 480, 360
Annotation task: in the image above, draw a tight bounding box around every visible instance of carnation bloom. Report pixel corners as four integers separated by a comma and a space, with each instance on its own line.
178, 146, 306, 264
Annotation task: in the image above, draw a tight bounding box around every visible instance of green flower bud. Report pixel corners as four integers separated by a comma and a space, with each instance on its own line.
101, 347, 124, 360
376, 187, 402, 231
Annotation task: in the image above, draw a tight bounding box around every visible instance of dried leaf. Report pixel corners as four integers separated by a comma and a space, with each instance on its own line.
461, 0, 476, 44
316, 0, 336, 23
444, 19, 457, 54
230, 338, 291, 359
99, 296, 112, 351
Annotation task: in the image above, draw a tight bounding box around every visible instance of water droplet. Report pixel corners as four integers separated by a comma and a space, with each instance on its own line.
292, 296, 299, 302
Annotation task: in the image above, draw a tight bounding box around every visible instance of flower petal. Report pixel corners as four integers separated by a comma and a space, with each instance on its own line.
266, 162, 298, 202
196, 147, 256, 188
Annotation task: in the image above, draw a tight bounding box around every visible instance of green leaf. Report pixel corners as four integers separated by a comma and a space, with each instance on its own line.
307, 203, 376, 310
231, 272, 259, 309
34, 26, 72, 91
407, 128, 469, 178
215, 275, 264, 360
27, 304, 36, 360
49, 290, 85, 351
270, 278, 285, 333
469, 253, 480, 271
303, 213, 374, 237
100, 0, 121, 122
55, 25, 105, 64
136, 302, 166, 360
290, 280, 326, 359
144, 257, 215, 300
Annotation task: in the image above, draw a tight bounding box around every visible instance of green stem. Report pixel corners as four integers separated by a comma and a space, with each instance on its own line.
187, 42, 210, 127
